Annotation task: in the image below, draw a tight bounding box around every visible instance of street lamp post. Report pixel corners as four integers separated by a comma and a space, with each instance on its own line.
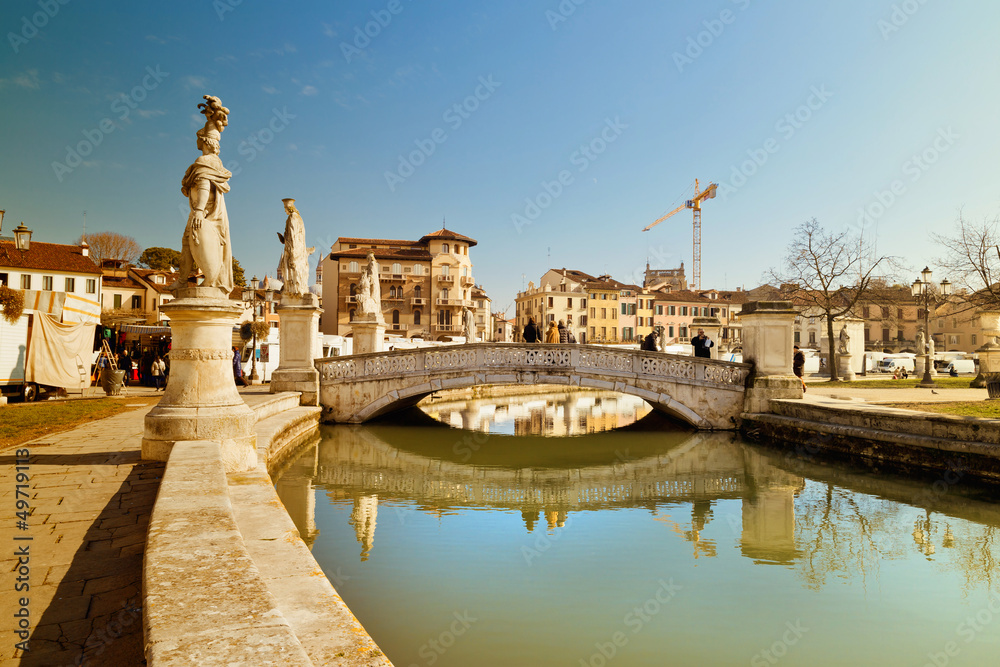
911, 267, 951, 388
241, 276, 274, 385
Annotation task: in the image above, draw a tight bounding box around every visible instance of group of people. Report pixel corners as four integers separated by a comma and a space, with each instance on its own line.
96, 348, 168, 390
521, 318, 577, 344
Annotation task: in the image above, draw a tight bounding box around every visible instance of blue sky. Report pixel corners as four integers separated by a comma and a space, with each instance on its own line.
1, 0, 998, 313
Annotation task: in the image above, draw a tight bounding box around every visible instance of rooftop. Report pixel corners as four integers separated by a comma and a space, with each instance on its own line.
0, 239, 102, 275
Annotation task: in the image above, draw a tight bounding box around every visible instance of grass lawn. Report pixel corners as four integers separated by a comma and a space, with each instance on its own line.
808, 377, 978, 389
0, 397, 159, 449
885, 401, 1000, 419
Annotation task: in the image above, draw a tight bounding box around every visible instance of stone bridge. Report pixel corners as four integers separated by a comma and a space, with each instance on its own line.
316, 343, 752, 429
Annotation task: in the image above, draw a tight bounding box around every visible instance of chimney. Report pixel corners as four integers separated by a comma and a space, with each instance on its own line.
80, 239, 89, 257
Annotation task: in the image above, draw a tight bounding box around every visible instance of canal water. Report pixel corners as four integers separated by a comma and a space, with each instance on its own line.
274, 390, 1000, 667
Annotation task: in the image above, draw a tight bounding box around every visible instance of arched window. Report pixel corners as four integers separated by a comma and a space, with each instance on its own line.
441, 265, 450, 276
389, 286, 397, 298
462, 266, 468, 276
413, 310, 421, 325
391, 262, 401, 274
441, 288, 449, 300
442, 243, 450, 253
414, 285, 422, 298
412, 264, 424, 275
348, 261, 359, 273
392, 310, 399, 324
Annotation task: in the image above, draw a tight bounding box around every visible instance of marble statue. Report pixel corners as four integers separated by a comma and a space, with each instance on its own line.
838, 326, 850, 355
916, 330, 926, 354
356, 252, 382, 319
171, 95, 234, 294
463, 307, 476, 342
276, 198, 315, 296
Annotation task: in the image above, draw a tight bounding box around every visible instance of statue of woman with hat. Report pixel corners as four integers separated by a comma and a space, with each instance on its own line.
277, 198, 315, 296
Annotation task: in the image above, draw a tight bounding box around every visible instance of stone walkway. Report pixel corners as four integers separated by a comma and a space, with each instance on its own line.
0, 387, 274, 667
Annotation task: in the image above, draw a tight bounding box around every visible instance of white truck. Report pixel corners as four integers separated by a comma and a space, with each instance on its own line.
0, 312, 88, 402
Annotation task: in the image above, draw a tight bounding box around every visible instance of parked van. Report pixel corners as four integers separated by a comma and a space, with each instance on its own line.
944, 359, 976, 375
877, 357, 915, 374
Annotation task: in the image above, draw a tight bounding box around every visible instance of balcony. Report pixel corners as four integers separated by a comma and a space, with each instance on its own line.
436, 298, 465, 307
411, 298, 427, 306
344, 295, 358, 303
383, 273, 405, 281
433, 324, 457, 332
436, 275, 455, 284
389, 324, 405, 331
460, 275, 474, 287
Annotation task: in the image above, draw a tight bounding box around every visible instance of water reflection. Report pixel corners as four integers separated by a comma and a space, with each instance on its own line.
419, 389, 653, 435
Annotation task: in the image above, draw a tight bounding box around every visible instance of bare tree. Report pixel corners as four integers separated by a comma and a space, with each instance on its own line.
766, 219, 892, 382
934, 212, 1000, 308
75, 231, 141, 266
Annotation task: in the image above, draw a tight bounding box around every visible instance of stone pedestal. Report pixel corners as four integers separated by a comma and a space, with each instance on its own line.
914, 354, 926, 378
837, 352, 855, 381
352, 317, 385, 355
142, 288, 257, 472
972, 341, 1000, 388
270, 293, 322, 405
740, 301, 802, 413
691, 316, 723, 360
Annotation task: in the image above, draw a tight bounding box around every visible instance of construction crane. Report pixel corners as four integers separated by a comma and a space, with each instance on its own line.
642, 179, 717, 291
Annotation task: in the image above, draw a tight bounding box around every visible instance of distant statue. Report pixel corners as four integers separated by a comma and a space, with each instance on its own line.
838, 326, 850, 355
463, 307, 476, 342
916, 330, 926, 354
655, 327, 665, 352
276, 198, 315, 296
356, 253, 382, 320
171, 95, 234, 294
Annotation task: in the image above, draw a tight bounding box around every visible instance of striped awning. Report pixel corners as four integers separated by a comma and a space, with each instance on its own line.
121, 324, 172, 335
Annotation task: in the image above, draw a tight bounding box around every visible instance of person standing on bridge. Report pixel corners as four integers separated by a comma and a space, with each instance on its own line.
545, 320, 559, 343
522, 317, 540, 343
557, 320, 569, 344
692, 329, 714, 358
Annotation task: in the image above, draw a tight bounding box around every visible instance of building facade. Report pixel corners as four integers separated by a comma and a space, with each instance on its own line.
320, 228, 488, 341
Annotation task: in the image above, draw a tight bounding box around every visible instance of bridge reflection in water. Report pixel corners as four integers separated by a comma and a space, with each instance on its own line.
276, 422, 806, 565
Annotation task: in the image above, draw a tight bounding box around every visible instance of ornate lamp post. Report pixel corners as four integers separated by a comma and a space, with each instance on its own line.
911, 267, 951, 388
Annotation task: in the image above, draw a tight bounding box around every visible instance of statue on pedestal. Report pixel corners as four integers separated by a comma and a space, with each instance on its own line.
916, 330, 926, 355
463, 307, 476, 342
838, 326, 850, 355
356, 253, 382, 320
171, 95, 234, 294
276, 198, 315, 296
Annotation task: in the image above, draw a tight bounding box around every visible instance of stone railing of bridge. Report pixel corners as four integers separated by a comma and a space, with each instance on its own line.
316, 344, 752, 428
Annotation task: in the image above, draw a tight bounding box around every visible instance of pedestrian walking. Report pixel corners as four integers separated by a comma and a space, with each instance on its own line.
545, 320, 559, 343
558, 320, 568, 344
692, 329, 714, 358
233, 346, 248, 386
567, 328, 577, 344
522, 317, 540, 343
151, 355, 166, 391
793, 345, 806, 393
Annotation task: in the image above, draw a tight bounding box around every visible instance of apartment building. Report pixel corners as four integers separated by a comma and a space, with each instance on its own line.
320, 228, 488, 341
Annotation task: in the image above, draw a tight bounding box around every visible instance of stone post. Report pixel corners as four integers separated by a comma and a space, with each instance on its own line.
691, 316, 723, 359
142, 288, 257, 472
270, 293, 322, 405
351, 316, 385, 355
971, 311, 1000, 388
740, 301, 802, 413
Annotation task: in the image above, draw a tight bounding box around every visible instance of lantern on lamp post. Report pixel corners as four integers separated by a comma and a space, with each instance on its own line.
911, 267, 951, 388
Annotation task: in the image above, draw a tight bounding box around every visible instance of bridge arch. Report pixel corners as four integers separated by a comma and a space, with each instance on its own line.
317, 344, 750, 430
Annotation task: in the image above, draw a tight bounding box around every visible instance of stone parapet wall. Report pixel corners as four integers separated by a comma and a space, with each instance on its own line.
742, 400, 1000, 483
144, 393, 393, 666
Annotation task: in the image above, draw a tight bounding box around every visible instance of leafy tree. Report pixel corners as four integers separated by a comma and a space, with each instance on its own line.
232, 257, 246, 288
766, 218, 893, 382
75, 231, 141, 266
138, 247, 182, 270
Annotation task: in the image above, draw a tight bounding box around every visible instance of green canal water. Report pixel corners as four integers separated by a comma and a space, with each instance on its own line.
274, 391, 1000, 667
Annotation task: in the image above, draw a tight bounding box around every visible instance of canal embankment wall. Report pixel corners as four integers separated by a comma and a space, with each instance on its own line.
144, 392, 393, 666
742, 398, 1000, 484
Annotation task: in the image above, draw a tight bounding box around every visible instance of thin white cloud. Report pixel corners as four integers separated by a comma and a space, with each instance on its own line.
146, 35, 168, 45
215, 54, 238, 64
301, 85, 318, 96
183, 75, 207, 90
137, 109, 167, 119
322, 23, 337, 38
0, 69, 41, 90
262, 85, 279, 95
